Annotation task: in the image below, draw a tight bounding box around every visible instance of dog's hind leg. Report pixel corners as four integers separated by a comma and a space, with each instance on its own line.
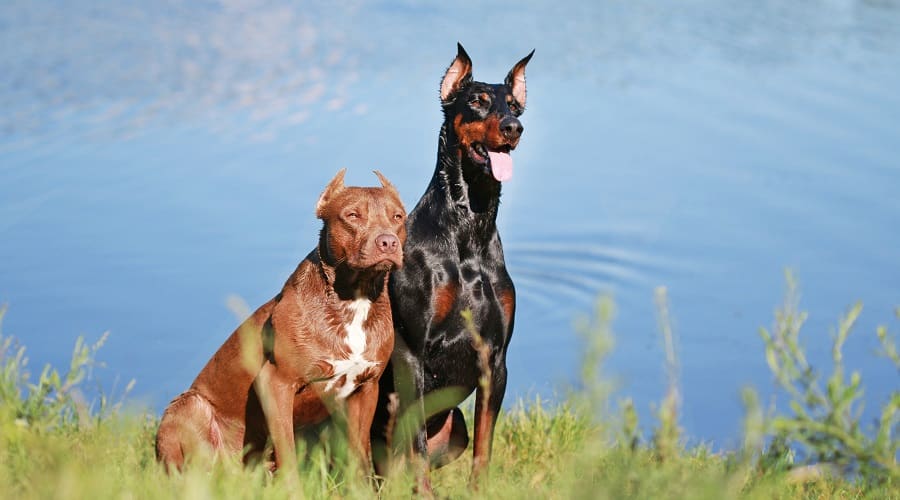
426, 407, 469, 468
156, 391, 223, 471
387, 338, 433, 492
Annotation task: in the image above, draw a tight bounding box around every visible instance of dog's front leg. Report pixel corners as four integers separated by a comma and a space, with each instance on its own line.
255, 362, 297, 472
471, 358, 507, 486
390, 339, 431, 492
344, 380, 378, 470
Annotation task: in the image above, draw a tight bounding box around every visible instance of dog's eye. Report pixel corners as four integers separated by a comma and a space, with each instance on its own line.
469, 93, 491, 108
346, 211, 360, 220
393, 213, 404, 222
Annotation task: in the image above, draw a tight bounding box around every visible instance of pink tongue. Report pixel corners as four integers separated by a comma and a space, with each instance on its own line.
488, 151, 513, 182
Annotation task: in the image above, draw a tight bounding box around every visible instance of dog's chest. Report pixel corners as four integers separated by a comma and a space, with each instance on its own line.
322, 298, 380, 399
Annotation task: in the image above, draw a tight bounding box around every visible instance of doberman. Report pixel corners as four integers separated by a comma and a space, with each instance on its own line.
373, 43, 533, 487
156, 170, 407, 472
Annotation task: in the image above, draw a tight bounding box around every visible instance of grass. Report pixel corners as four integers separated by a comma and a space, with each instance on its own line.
1, 273, 898, 499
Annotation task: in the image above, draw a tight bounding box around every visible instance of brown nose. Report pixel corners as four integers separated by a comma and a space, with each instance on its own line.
375, 233, 400, 254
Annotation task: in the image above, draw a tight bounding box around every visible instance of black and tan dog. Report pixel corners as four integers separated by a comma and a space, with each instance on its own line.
156, 170, 406, 472
374, 43, 533, 487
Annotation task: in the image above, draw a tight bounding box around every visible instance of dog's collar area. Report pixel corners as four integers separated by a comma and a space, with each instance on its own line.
315, 245, 335, 292
316, 248, 388, 303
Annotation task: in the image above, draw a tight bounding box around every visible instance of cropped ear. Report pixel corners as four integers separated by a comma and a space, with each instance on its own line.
372, 170, 400, 198
505, 49, 534, 108
440, 42, 473, 104
316, 168, 346, 218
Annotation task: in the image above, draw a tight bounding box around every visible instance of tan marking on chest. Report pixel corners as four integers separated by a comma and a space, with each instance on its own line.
432, 283, 458, 325
497, 288, 515, 324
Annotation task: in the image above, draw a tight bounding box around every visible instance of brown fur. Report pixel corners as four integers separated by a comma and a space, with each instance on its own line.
156, 169, 406, 472
471, 402, 496, 479
453, 114, 516, 154
497, 288, 515, 328
425, 408, 468, 468
431, 283, 458, 325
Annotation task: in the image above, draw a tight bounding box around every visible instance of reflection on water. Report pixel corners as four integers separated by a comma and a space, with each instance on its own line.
2, 0, 899, 447
5, 1, 899, 145
1, 1, 363, 143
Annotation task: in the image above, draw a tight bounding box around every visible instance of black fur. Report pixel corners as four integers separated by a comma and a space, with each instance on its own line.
373, 43, 533, 480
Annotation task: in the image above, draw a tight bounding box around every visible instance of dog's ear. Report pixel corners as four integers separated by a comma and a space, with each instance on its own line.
316, 168, 346, 218
505, 49, 534, 109
440, 42, 473, 104
373, 170, 400, 198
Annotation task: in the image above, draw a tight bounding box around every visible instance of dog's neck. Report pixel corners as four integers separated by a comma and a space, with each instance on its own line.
429, 122, 502, 219
314, 242, 388, 302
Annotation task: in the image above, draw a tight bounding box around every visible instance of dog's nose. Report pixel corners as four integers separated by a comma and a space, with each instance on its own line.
500, 116, 523, 141
375, 233, 400, 254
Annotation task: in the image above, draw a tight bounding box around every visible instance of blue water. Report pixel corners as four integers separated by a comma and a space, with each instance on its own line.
2, 1, 898, 448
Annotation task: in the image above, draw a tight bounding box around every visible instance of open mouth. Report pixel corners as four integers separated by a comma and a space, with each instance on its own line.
468, 143, 514, 182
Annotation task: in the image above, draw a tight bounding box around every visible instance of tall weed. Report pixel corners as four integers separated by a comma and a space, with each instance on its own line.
756, 271, 898, 481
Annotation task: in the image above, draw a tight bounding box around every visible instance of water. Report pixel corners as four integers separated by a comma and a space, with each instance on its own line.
1, 0, 898, 448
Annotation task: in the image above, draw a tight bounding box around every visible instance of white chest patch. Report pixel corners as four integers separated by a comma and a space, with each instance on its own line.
324, 298, 378, 399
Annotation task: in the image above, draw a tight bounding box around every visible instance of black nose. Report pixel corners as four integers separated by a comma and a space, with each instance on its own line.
500, 116, 523, 141
375, 233, 400, 254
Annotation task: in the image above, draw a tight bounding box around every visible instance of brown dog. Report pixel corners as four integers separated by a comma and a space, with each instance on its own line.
156, 169, 406, 472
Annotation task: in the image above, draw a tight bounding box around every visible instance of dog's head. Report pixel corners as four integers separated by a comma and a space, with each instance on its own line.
316, 169, 407, 272
439, 43, 534, 183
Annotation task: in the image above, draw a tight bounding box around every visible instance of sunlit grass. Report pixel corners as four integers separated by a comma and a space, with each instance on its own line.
1, 273, 897, 498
